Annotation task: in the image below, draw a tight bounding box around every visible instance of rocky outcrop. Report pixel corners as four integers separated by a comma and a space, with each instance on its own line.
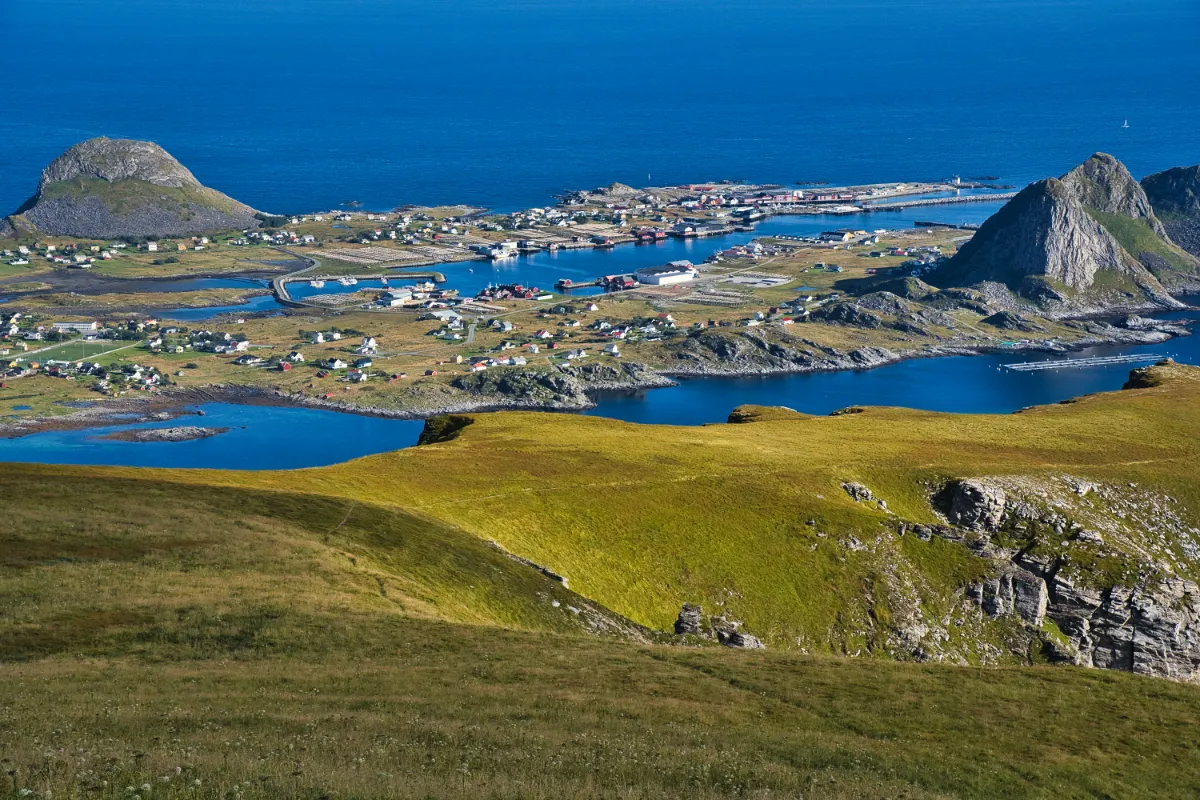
944, 480, 1007, 531
1061, 152, 1165, 236
673, 603, 765, 649
980, 311, 1046, 333
1142, 164, 1200, 257
95, 425, 228, 442
932, 474, 1200, 682
4, 137, 263, 239
450, 361, 672, 409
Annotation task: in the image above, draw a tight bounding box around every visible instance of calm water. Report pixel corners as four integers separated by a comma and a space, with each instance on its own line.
0, 404, 425, 470
1, 1, 1198, 215
166, 198, 1009, 319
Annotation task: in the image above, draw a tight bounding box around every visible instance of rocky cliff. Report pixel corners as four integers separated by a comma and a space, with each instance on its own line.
2, 137, 263, 239
929, 475, 1200, 681
935, 153, 1194, 313
1061, 152, 1166, 235
1142, 164, 1200, 258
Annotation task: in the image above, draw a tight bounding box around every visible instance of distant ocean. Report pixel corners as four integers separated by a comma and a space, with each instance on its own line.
1, 0, 1198, 214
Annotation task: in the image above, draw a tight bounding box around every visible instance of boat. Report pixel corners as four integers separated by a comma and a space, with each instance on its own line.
338, 277, 358, 286
308, 279, 326, 288
1123, 119, 1130, 128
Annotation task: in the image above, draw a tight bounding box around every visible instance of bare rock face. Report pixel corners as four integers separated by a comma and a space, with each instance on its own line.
4, 137, 263, 239
37, 137, 203, 192
939, 475, 1200, 682
968, 567, 1048, 627
934, 153, 1187, 312
1143, 164, 1200, 257
673, 603, 765, 648
943, 178, 1131, 292
674, 603, 705, 635
946, 480, 1007, 531
1061, 152, 1165, 236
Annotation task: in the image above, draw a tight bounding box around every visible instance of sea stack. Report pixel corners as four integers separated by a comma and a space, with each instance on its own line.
0, 137, 264, 239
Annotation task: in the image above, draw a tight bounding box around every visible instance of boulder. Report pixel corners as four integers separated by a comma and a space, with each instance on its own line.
674, 603, 705, 635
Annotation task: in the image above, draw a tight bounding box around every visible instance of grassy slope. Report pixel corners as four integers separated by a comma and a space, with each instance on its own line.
40, 177, 252, 218
5, 632, 1200, 799
147, 364, 1200, 649
5, 368, 1200, 796
1087, 208, 1199, 276
0, 474, 643, 663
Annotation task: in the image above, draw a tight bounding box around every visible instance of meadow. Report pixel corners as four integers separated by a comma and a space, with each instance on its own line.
4, 364, 1200, 796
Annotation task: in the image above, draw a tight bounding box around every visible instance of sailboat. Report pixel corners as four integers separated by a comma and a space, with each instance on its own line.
1122, 119, 1129, 129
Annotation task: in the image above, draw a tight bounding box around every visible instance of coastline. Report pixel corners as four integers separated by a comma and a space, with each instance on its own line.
1, 315, 1190, 441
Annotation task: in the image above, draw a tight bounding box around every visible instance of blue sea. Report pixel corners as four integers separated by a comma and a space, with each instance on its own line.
1, 0, 1198, 215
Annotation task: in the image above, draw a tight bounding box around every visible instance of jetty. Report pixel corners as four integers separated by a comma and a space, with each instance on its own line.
1002, 354, 1163, 372
864, 192, 1017, 212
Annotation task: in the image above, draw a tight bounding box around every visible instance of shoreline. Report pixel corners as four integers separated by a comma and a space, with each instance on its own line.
1, 316, 1190, 442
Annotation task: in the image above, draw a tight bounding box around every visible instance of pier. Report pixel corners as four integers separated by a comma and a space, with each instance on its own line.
864, 192, 1017, 211
1002, 354, 1164, 372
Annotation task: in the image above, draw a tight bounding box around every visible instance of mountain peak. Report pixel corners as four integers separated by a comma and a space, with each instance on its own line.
933, 153, 1192, 313
4, 137, 262, 239
1060, 152, 1160, 226
38, 137, 203, 194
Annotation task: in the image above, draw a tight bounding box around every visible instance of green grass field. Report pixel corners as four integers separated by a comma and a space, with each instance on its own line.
4, 364, 1200, 797
24, 339, 131, 361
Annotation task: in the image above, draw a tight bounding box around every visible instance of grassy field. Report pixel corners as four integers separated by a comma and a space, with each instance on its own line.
6, 369, 1200, 798
117, 362, 1193, 651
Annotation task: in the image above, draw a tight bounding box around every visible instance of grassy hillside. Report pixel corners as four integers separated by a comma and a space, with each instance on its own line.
6, 366, 1200, 796
1087, 208, 1200, 278
109, 362, 1200, 656
5, 626, 1200, 799
40, 176, 252, 218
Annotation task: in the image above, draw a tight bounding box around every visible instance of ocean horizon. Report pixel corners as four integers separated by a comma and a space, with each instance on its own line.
1, 0, 1198, 215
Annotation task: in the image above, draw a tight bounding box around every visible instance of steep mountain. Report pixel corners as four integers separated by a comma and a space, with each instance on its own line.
934, 153, 1199, 312
1142, 164, 1200, 257
1, 137, 263, 239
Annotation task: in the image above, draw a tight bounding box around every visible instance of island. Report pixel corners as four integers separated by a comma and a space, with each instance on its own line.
1, 139, 1198, 434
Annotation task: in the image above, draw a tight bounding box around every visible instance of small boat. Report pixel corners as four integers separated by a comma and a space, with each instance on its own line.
338, 277, 358, 287
308, 279, 326, 288
1122, 119, 1130, 129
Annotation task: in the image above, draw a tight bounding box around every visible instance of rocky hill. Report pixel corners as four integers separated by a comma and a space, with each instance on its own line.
934, 153, 1199, 314
1142, 164, 1200, 257
0, 137, 263, 239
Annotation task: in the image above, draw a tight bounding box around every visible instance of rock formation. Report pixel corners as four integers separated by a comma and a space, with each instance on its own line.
2, 137, 263, 239
935, 153, 1194, 313
1142, 164, 1200, 257
931, 476, 1200, 682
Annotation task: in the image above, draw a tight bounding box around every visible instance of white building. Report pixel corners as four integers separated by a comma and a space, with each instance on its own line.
634, 261, 698, 286
52, 321, 99, 334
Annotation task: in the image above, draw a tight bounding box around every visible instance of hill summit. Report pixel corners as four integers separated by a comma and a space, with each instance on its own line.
934, 153, 1199, 314
1, 137, 263, 239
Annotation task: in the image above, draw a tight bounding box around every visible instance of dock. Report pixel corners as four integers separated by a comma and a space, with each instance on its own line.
864, 192, 1017, 212
1002, 354, 1164, 372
